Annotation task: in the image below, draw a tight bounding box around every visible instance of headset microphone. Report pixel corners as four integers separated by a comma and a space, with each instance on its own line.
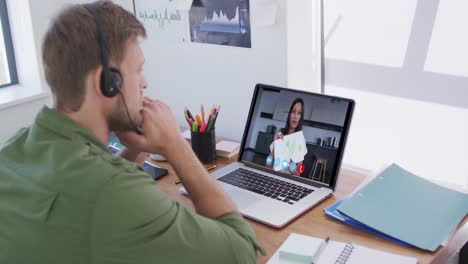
117, 90, 144, 135
83, 3, 143, 135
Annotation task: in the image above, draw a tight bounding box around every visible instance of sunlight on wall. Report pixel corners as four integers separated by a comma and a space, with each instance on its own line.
425, 0, 468, 77
324, 0, 417, 68
326, 84, 468, 188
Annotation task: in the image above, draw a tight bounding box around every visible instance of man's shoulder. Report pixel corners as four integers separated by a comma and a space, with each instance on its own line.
54, 139, 147, 195
0, 127, 146, 201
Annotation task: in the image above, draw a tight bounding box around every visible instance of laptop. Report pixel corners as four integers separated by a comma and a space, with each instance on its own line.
181, 84, 354, 228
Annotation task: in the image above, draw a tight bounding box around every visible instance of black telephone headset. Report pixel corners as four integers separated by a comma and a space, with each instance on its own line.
83, 3, 143, 134
83, 4, 122, 97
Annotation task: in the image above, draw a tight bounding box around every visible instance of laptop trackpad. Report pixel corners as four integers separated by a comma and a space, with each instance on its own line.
227, 189, 260, 209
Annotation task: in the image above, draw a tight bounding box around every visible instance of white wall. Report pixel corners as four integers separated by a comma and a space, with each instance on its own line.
0, 98, 50, 143
324, 0, 468, 187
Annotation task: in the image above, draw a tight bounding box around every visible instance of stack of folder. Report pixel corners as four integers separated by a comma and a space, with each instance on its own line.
324, 164, 468, 251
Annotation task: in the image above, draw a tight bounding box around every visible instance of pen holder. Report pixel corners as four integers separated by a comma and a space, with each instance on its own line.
191, 128, 216, 165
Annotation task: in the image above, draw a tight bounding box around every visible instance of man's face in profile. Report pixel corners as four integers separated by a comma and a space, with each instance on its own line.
108, 39, 147, 131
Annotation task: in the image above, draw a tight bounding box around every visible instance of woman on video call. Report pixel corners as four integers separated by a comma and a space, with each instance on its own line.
271, 98, 304, 176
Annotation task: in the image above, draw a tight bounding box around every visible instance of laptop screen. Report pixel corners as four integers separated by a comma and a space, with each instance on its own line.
239, 84, 354, 189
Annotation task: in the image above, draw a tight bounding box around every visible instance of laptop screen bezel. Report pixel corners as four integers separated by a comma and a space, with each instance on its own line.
237, 83, 355, 191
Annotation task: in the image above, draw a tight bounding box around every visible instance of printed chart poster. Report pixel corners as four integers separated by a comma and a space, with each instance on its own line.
189, 0, 251, 48
133, 0, 192, 44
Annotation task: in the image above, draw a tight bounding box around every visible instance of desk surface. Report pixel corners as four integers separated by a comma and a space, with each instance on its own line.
150, 156, 467, 264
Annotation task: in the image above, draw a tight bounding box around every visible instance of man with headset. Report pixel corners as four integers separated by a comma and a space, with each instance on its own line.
0, 1, 263, 263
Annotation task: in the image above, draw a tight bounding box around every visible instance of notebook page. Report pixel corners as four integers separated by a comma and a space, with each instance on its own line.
349, 244, 417, 264
316, 241, 417, 264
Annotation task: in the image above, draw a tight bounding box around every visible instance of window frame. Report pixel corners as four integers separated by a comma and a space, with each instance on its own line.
0, 0, 18, 88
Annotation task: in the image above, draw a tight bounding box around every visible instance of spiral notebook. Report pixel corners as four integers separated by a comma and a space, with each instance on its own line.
315, 241, 416, 264
267, 233, 417, 264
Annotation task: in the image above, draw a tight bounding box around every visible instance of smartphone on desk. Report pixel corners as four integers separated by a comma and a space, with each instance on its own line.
143, 161, 168, 180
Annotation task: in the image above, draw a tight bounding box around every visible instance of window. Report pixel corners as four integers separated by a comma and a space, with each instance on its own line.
0, 0, 18, 88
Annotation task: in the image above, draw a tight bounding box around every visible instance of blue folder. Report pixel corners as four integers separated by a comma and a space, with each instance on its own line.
324, 198, 413, 247
336, 164, 468, 251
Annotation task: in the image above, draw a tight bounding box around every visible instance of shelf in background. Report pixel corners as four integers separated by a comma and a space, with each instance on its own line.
306, 142, 339, 150
260, 112, 274, 119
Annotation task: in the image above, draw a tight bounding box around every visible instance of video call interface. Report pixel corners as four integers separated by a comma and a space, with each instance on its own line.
240, 87, 351, 186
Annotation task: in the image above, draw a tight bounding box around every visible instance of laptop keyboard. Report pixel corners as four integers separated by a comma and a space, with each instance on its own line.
217, 168, 314, 205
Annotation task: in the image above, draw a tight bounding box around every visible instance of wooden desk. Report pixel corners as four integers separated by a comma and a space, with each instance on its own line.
149, 157, 467, 264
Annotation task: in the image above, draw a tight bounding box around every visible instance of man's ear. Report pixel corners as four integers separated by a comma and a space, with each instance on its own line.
88, 65, 104, 97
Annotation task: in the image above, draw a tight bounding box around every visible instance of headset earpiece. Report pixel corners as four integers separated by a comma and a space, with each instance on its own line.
101, 68, 122, 97
110, 68, 123, 90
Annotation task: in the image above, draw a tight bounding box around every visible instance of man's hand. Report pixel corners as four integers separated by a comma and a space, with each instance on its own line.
116, 97, 183, 158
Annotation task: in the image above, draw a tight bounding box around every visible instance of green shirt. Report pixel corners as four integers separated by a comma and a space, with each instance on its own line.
0, 107, 264, 264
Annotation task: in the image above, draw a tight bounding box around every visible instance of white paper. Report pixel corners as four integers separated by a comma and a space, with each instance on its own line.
272, 131, 307, 171
253, 0, 280, 26
135, 0, 191, 44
